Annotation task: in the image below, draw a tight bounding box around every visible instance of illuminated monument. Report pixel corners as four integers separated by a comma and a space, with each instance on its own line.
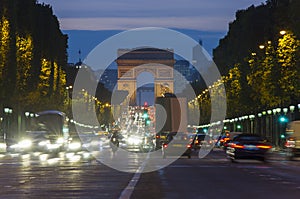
116, 48, 175, 105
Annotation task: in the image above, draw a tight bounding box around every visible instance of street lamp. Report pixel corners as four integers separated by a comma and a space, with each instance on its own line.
280, 30, 286, 35
4, 107, 12, 114
267, 110, 272, 115
289, 105, 295, 112
3, 107, 13, 140
25, 112, 30, 117
276, 108, 281, 114
258, 113, 262, 117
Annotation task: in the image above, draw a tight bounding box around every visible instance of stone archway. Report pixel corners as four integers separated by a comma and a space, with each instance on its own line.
116, 48, 175, 106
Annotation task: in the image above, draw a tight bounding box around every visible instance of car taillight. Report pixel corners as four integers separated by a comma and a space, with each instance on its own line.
163, 143, 168, 148
231, 144, 244, 149
285, 140, 296, 148
156, 135, 160, 139
187, 144, 192, 148
256, 145, 272, 149
195, 140, 199, 144
220, 139, 224, 142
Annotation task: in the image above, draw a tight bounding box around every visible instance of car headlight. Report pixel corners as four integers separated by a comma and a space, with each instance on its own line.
56, 137, 64, 144
38, 140, 50, 146
127, 137, 142, 145
0, 143, 6, 149
47, 143, 61, 150
18, 139, 32, 149
68, 142, 81, 150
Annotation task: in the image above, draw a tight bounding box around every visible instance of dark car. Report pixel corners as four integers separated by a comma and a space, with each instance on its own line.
191, 134, 213, 150
226, 134, 272, 162
216, 135, 228, 148
155, 132, 169, 149
222, 132, 243, 150
162, 132, 192, 159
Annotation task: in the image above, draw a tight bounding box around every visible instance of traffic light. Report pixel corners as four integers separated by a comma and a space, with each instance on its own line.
143, 109, 148, 119
279, 116, 288, 123
145, 119, 151, 126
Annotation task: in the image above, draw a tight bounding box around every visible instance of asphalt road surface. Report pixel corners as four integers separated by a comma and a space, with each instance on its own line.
0, 149, 300, 199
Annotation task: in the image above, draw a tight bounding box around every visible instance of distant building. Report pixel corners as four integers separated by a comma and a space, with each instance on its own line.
98, 69, 118, 91
174, 59, 200, 84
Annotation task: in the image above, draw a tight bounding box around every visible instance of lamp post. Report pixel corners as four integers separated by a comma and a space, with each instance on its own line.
3, 107, 13, 141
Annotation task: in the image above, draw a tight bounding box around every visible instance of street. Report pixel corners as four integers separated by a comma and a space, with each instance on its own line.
0, 149, 300, 199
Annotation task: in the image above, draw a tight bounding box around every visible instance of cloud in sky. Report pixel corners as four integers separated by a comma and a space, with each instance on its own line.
40, 0, 265, 31
60, 17, 230, 31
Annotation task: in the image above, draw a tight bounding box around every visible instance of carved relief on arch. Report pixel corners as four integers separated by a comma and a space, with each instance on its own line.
134, 67, 156, 77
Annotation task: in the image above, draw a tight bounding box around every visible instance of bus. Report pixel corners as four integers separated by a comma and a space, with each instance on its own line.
7, 110, 70, 153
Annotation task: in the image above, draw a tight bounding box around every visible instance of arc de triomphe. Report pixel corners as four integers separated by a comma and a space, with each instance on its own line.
116, 48, 175, 106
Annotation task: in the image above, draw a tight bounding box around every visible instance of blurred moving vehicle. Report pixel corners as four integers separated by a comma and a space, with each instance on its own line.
6, 110, 70, 153
216, 135, 228, 147
226, 134, 272, 162
191, 133, 213, 150
285, 120, 300, 160
222, 132, 243, 149
155, 132, 168, 149
162, 132, 192, 159
110, 130, 120, 154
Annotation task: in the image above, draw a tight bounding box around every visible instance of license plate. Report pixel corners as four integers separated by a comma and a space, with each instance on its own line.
244, 145, 257, 150
172, 144, 183, 147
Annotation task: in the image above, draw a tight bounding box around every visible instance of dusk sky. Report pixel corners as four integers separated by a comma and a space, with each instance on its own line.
38, 0, 266, 63
40, 0, 265, 31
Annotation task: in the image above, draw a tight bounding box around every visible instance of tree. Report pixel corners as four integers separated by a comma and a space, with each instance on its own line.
277, 31, 300, 105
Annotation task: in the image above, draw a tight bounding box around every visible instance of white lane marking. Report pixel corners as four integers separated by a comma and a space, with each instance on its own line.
119, 152, 150, 199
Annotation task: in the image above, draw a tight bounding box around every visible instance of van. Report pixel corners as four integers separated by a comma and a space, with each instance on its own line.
285, 120, 300, 160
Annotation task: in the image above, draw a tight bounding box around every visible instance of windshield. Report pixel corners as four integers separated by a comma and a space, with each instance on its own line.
30, 114, 64, 136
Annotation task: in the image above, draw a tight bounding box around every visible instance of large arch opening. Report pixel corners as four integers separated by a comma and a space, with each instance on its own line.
136, 71, 155, 106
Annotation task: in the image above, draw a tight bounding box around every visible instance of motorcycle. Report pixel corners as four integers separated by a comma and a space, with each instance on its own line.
110, 132, 119, 154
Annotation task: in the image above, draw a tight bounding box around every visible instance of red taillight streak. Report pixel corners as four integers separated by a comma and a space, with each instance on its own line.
163, 144, 168, 148
256, 145, 272, 149
232, 144, 244, 149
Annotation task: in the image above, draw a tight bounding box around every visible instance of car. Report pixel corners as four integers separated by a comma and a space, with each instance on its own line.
216, 135, 228, 148
162, 132, 192, 159
155, 132, 169, 149
284, 120, 300, 160
226, 134, 272, 162
222, 132, 243, 149
190, 133, 213, 150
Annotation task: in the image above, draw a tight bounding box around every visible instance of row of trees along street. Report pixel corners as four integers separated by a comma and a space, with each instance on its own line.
0, 0, 72, 139
194, 0, 300, 124
0, 0, 68, 113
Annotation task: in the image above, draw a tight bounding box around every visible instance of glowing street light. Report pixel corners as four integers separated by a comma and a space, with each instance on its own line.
280, 30, 286, 35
